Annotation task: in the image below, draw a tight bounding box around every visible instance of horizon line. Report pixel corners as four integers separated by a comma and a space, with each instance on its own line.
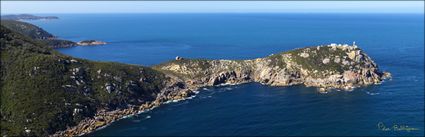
2, 12, 424, 15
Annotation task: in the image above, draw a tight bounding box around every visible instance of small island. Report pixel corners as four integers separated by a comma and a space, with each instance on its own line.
77, 40, 108, 46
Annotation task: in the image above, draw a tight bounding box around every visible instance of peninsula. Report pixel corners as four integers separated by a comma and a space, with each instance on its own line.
1, 14, 59, 20
0, 19, 106, 48
154, 43, 391, 92
0, 22, 390, 136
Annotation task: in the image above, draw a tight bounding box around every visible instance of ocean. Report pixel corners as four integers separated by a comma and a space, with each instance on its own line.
28, 13, 424, 136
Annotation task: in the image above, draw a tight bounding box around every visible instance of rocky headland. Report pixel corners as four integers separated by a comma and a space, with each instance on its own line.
1, 22, 390, 137
52, 43, 391, 136
1, 14, 59, 21
155, 43, 391, 92
1, 20, 106, 48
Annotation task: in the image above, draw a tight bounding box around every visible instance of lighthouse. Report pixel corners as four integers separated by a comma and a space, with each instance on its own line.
352, 41, 358, 49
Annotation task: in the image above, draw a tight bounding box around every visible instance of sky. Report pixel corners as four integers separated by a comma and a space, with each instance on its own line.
1, 1, 424, 14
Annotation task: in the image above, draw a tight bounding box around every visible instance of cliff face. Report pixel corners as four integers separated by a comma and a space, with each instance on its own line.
154, 44, 391, 91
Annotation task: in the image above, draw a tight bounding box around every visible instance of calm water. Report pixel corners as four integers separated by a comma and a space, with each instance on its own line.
29, 13, 424, 136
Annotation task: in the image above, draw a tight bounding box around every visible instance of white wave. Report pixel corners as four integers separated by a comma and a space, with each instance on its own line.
319, 91, 328, 94
137, 110, 146, 114
187, 95, 196, 99
146, 115, 151, 119
119, 113, 138, 120
94, 123, 111, 131
366, 92, 380, 96
164, 100, 173, 104
220, 83, 229, 86
217, 83, 233, 86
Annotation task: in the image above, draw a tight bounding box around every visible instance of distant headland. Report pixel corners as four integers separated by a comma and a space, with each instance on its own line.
0, 19, 107, 48
1, 14, 59, 20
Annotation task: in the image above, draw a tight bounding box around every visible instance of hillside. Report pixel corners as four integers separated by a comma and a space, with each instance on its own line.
1, 20, 54, 39
1, 20, 77, 48
0, 25, 192, 136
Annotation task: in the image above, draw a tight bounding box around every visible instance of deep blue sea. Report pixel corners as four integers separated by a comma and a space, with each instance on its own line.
28, 13, 424, 136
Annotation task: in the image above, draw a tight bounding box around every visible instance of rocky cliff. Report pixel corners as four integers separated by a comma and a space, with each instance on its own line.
154, 43, 391, 92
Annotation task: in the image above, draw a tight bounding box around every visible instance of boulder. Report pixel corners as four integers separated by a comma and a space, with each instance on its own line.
299, 52, 309, 58
105, 83, 115, 93
322, 58, 330, 64
334, 57, 341, 63
347, 51, 356, 60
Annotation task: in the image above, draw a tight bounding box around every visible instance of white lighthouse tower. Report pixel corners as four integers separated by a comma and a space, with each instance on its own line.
352, 41, 357, 48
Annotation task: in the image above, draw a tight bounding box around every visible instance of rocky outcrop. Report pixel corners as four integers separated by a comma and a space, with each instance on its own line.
77, 40, 107, 46
154, 43, 391, 92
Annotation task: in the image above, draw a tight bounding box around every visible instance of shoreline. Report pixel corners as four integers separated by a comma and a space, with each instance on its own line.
51, 79, 390, 137
51, 44, 391, 136
50, 82, 272, 136
51, 84, 201, 137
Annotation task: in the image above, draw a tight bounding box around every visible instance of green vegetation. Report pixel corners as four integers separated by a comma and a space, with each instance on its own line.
1, 20, 77, 48
1, 20, 54, 39
154, 58, 212, 78
41, 39, 76, 48
266, 53, 287, 68
0, 25, 167, 136
169, 59, 212, 70
284, 46, 352, 74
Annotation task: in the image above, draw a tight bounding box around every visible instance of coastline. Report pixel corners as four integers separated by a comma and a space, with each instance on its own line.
2, 12, 422, 137
51, 84, 200, 137
52, 77, 390, 136
50, 44, 392, 136
51, 82, 273, 136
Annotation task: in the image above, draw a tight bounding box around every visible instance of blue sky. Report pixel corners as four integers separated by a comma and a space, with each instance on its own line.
1, 1, 424, 14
